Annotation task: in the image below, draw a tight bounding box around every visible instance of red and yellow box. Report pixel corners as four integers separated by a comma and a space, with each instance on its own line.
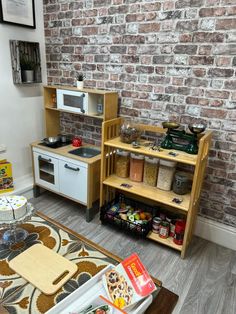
0, 160, 14, 194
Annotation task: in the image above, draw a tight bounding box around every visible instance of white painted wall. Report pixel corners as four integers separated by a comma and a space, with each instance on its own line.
0, 1, 46, 190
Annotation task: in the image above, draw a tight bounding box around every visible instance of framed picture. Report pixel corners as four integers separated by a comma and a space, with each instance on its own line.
0, 0, 35, 29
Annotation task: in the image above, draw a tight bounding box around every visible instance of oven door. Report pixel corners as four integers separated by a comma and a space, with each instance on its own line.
57, 89, 88, 114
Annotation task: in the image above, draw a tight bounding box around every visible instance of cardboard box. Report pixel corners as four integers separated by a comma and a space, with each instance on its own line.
103, 253, 156, 310
0, 159, 14, 193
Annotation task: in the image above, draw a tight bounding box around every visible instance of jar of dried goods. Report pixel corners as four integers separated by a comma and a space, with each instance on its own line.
120, 121, 141, 144
173, 171, 191, 195
115, 150, 130, 178
130, 153, 144, 182
157, 160, 177, 191
143, 156, 159, 187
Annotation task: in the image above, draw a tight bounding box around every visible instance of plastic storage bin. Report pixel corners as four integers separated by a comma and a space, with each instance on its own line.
143, 156, 159, 187
156, 159, 177, 191
115, 150, 130, 178
130, 153, 144, 182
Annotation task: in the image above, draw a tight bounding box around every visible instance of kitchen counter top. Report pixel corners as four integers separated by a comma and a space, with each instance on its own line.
31, 141, 101, 165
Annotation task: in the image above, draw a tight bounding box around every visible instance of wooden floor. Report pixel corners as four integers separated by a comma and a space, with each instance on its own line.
30, 192, 236, 314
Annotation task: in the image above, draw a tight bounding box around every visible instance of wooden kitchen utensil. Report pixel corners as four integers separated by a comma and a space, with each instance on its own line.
9, 244, 78, 295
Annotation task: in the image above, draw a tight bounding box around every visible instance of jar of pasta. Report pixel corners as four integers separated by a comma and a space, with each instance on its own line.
115, 150, 130, 178
143, 156, 159, 187
157, 160, 177, 191
130, 153, 144, 182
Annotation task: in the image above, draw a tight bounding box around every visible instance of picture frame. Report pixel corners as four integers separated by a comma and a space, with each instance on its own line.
0, 0, 35, 29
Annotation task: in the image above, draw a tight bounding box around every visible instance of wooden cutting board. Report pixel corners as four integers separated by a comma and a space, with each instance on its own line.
9, 244, 78, 295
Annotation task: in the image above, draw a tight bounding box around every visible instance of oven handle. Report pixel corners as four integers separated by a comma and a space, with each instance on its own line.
38, 156, 52, 163
64, 164, 80, 172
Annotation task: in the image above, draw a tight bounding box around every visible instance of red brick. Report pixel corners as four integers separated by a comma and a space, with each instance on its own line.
176, 20, 198, 31
185, 77, 208, 87
227, 6, 236, 15
224, 80, 236, 89
189, 56, 214, 65
163, 1, 175, 10
208, 68, 234, 77
199, 7, 226, 17
209, 100, 224, 107
179, 33, 192, 42
139, 23, 160, 33
141, 2, 161, 11
216, 18, 236, 30
193, 68, 207, 77
186, 97, 209, 106
172, 77, 184, 85
199, 45, 212, 55
205, 90, 230, 99
193, 32, 224, 42
216, 56, 232, 66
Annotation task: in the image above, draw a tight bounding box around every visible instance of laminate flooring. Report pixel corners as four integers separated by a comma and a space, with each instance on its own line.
30, 192, 236, 314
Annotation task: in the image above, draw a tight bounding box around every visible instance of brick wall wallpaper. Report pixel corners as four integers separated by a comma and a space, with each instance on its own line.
43, 0, 236, 227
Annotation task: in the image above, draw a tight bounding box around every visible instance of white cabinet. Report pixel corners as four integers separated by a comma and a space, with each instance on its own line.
33, 148, 87, 204
58, 159, 87, 204
32, 146, 101, 222
33, 151, 59, 192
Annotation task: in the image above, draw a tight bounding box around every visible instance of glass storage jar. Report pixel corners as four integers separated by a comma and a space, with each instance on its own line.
130, 153, 144, 182
115, 150, 130, 178
173, 171, 191, 195
120, 121, 141, 144
157, 160, 177, 191
143, 156, 159, 187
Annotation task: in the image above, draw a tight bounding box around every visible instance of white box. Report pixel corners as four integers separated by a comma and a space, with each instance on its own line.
46, 265, 152, 314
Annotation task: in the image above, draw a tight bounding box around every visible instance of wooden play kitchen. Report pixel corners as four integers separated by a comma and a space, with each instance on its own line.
99, 118, 212, 258
31, 85, 118, 222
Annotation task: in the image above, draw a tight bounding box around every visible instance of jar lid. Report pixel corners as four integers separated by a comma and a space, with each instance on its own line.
116, 149, 130, 157
160, 159, 177, 167
174, 171, 190, 182
153, 217, 162, 223
130, 153, 144, 160
145, 156, 159, 164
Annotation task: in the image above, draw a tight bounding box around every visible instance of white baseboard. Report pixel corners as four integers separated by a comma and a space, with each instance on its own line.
195, 216, 236, 251
2, 174, 34, 199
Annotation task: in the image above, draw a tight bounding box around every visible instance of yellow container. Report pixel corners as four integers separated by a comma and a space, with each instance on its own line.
0, 159, 14, 193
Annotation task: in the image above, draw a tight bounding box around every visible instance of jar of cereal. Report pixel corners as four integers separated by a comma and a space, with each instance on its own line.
130, 153, 144, 182
143, 156, 159, 187
157, 159, 177, 191
115, 150, 130, 178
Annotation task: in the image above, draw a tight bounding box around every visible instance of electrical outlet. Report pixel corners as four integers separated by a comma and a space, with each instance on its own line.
0, 145, 6, 153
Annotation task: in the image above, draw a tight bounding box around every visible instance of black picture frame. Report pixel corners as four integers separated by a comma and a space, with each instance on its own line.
0, 0, 35, 29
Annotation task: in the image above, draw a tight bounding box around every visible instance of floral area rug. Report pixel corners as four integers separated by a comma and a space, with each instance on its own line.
0, 214, 118, 314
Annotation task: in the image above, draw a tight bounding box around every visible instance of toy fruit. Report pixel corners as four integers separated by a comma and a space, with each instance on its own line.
129, 214, 135, 222
140, 212, 146, 220
144, 212, 152, 220
134, 213, 140, 220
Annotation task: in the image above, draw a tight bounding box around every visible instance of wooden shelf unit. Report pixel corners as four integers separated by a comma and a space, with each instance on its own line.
100, 118, 212, 258
43, 85, 118, 137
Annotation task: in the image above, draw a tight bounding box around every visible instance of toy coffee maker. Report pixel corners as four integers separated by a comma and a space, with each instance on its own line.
161, 121, 206, 154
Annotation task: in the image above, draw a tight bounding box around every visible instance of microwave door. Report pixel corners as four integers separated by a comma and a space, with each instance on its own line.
63, 94, 85, 113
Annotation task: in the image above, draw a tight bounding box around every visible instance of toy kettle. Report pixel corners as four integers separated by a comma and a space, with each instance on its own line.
72, 136, 82, 147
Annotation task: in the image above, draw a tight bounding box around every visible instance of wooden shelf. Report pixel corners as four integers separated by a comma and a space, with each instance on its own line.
147, 231, 182, 251
44, 85, 118, 95
104, 137, 197, 166
45, 106, 104, 119
100, 118, 212, 258
103, 175, 190, 212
